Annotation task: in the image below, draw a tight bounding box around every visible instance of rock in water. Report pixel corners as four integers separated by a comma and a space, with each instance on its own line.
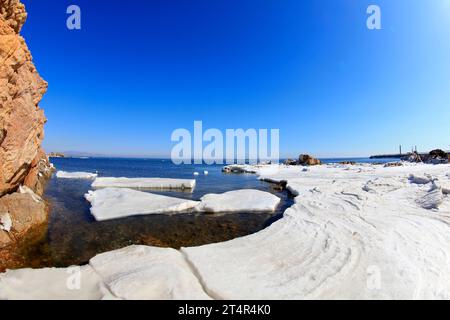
404, 152, 422, 163
284, 159, 298, 166
0, 0, 53, 262
426, 149, 449, 164
429, 149, 448, 159
298, 154, 321, 166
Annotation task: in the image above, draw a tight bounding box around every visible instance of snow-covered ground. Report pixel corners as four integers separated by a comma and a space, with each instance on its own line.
2, 163, 450, 300
56, 171, 98, 179
91, 177, 196, 190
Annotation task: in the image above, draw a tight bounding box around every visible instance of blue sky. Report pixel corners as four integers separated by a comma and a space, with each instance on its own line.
21, 0, 450, 158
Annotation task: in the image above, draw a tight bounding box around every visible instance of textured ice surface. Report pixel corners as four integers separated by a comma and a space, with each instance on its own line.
89, 246, 210, 300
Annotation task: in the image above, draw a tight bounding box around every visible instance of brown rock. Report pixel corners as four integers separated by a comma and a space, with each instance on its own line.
298, 154, 321, 166
384, 162, 403, 168
404, 152, 422, 163
0, 0, 51, 197
339, 161, 356, 165
284, 159, 297, 166
0, 0, 27, 33
0, 191, 48, 249
0, 0, 52, 251
429, 149, 448, 159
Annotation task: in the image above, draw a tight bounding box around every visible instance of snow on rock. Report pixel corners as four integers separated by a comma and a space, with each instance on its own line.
85, 188, 199, 221
19, 185, 42, 203
92, 177, 196, 190
89, 245, 211, 300
56, 171, 98, 179
0, 212, 12, 232
195, 189, 281, 213
0, 266, 110, 300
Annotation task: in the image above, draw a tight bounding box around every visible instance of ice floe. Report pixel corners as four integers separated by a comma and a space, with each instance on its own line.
89, 246, 211, 300
56, 171, 98, 179
195, 189, 280, 213
85, 188, 199, 221
85, 188, 280, 220
92, 177, 196, 190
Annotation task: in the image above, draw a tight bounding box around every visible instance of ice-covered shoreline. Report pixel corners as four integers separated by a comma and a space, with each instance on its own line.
1, 162, 450, 300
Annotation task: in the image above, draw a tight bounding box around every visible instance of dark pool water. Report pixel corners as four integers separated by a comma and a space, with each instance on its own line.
9, 158, 294, 269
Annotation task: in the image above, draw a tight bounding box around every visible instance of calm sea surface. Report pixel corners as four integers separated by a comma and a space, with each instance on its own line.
10, 157, 396, 269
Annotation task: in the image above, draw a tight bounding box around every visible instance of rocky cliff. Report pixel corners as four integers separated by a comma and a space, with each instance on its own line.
0, 0, 53, 261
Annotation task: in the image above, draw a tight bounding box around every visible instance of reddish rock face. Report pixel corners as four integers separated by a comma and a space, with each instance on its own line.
0, 0, 52, 197
0, 0, 53, 256
0, 0, 51, 197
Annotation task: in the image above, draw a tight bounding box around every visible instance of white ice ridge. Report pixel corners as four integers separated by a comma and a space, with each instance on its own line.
56, 171, 98, 179
91, 177, 196, 190
2, 163, 450, 300
89, 246, 211, 300
85, 188, 198, 221
195, 189, 281, 213
85, 188, 280, 221
0, 266, 112, 300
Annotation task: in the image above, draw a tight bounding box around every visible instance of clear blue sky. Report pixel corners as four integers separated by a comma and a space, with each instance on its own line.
21, 0, 450, 158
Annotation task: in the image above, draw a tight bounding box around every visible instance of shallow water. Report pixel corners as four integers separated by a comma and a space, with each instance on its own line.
9, 158, 294, 269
